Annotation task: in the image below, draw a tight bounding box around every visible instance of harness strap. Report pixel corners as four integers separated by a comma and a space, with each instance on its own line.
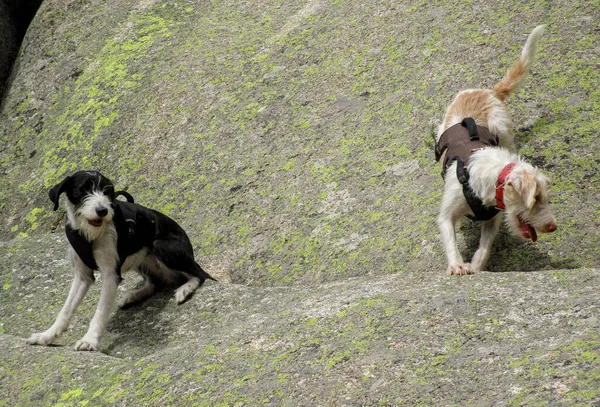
436, 117, 502, 221
456, 160, 500, 221
116, 190, 134, 203
462, 117, 479, 141
63, 191, 142, 278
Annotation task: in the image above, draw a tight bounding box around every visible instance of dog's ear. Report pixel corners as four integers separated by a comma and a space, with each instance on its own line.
524, 177, 537, 209
48, 176, 72, 211
507, 171, 537, 209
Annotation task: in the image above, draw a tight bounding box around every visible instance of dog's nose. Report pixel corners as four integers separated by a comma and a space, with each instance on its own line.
544, 222, 557, 233
96, 207, 108, 217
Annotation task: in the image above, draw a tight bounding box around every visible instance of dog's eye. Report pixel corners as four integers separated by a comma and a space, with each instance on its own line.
71, 188, 85, 202
104, 186, 115, 199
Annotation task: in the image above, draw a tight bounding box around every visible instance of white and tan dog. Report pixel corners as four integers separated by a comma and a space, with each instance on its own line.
436, 25, 557, 275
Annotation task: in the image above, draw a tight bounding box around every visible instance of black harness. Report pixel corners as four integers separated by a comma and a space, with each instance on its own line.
65, 193, 159, 279
435, 118, 500, 221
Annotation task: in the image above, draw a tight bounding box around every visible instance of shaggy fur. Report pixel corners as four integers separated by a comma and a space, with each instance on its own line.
27, 170, 214, 351
436, 25, 557, 276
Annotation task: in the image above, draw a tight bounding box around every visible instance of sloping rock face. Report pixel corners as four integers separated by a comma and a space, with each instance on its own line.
0, 0, 599, 405
2, 236, 600, 405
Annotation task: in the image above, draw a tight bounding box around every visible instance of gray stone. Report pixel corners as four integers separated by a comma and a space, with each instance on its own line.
1, 0, 599, 405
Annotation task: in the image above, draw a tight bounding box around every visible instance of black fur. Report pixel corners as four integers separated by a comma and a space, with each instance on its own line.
50, 170, 214, 302
49, 171, 116, 211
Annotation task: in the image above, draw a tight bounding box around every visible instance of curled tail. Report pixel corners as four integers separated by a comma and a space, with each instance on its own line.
493, 25, 545, 101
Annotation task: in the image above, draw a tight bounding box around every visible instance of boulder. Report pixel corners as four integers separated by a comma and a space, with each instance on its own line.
0, 0, 598, 404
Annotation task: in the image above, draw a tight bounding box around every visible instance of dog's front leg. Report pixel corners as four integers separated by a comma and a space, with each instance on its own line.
74, 268, 119, 351
470, 215, 502, 272
438, 213, 473, 275
74, 231, 119, 351
437, 177, 473, 275
27, 255, 94, 346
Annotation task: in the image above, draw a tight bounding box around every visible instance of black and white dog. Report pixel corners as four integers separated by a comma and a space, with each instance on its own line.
27, 170, 214, 351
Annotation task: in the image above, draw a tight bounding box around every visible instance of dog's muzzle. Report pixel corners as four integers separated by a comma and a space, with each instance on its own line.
88, 206, 109, 227
88, 218, 104, 227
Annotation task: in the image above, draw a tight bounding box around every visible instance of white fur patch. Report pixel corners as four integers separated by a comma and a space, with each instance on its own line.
174, 277, 201, 304
66, 191, 115, 242
120, 249, 150, 274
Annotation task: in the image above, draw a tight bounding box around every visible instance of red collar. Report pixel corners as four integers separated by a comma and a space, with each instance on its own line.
495, 163, 516, 210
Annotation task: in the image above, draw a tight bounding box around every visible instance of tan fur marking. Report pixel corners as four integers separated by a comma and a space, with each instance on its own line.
445, 90, 495, 126
493, 59, 526, 101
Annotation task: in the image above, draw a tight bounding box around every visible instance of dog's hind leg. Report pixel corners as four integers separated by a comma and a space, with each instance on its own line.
152, 237, 215, 280
151, 238, 214, 304
27, 253, 94, 346
118, 268, 155, 309
170, 260, 211, 304
173, 259, 217, 303
174, 272, 202, 304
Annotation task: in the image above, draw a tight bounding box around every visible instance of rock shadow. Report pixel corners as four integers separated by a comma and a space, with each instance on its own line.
104, 289, 174, 356
459, 221, 578, 272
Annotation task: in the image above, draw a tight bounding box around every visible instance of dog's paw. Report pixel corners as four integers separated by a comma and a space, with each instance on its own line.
448, 263, 474, 276
174, 279, 201, 304
118, 294, 136, 309
118, 297, 129, 309
74, 338, 98, 351
26, 331, 58, 346
174, 285, 192, 304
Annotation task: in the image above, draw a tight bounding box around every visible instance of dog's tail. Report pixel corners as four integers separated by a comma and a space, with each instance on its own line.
192, 262, 217, 282
493, 25, 545, 101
